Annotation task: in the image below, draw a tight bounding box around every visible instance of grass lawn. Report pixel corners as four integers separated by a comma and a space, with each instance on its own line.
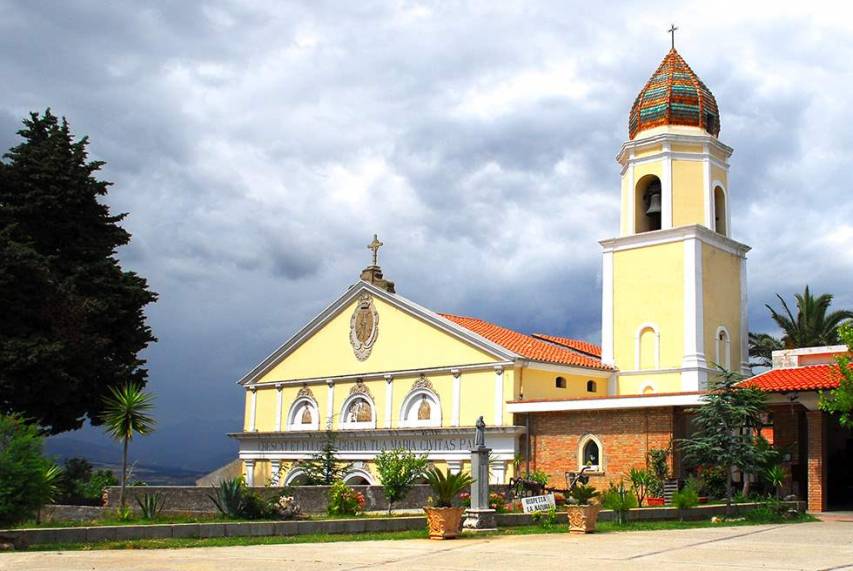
21, 511, 817, 552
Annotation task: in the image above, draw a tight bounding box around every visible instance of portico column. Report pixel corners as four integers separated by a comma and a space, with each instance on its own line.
270, 459, 282, 486
489, 460, 506, 485
806, 411, 827, 512
326, 380, 335, 427
493, 366, 504, 427
248, 387, 258, 431
275, 384, 283, 432
244, 459, 255, 487
384, 374, 393, 428
447, 460, 462, 475
451, 369, 461, 427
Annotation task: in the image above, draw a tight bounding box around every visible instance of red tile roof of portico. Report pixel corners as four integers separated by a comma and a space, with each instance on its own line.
741, 363, 847, 393
440, 313, 611, 371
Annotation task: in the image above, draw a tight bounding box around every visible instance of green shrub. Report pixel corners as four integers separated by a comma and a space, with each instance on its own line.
570, 484, 599, 505
328, 480, 365, 516
764, 465, 784, 498
375, 448, 428, 514
647, 448, 669, 497
528, 470, 549, 486
695, 464, 727, 499
531, 506, 557, 529
602, 480, 637, 525
628, 467, 653, 506
136, 492, 165, 519
209, 477, 247, 518
672, 481, 700, 520
0, 415, 58, 526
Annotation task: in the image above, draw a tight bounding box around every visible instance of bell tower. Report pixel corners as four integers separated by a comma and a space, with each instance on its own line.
600, 47, 750, 395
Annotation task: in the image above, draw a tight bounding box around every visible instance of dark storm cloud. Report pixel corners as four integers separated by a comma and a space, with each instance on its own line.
2, 1, 851, 469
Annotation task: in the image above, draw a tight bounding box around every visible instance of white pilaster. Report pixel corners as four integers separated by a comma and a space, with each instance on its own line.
601, 250, 615, 367
384, 374, 393, 429
447, 460, 462, 475
682, 237, 707, 390
244, 459, 255, 487
494, 366, 504, 427
451, 369, 461, 427
248, 387, 257, 432
275, 384, 283, 432
326, 380, 335, 426
270, 459, 281, 486
740, 255, 750, 374
626, 161, 635, 236
703, 143, 713, 229
489, 460, 506, 485
661, 142, 673, 229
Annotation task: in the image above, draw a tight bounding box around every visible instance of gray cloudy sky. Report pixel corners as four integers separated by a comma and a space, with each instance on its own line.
2, 1, 851, 470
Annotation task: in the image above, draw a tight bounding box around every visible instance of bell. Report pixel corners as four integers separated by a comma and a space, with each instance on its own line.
645, 191, 662, 215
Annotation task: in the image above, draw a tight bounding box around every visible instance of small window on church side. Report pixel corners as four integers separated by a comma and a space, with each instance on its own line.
586, 380, 596, 393
582, 439, 600, 470
555, 377, 567, 389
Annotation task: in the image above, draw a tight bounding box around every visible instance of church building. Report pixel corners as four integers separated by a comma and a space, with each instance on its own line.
230, 46, 844, 511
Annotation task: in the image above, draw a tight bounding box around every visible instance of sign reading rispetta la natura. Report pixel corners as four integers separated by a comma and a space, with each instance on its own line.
521, 494, 556, 514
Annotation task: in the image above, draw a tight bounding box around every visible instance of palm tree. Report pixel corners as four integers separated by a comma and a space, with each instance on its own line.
766, 286, 853, 349
101, 383, 155, 508
748, 332, 784, 367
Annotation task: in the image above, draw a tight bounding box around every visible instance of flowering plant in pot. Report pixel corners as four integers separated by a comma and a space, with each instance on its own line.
566, 484, 601, 534
423, 467, 473, 539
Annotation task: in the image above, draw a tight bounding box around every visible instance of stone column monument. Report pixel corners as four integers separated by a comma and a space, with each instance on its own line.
463, 416, 497, 531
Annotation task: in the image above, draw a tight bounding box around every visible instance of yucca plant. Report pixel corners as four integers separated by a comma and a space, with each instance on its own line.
136, 492, 165, 519
424, 467, 473, 508
100, 382, 156, 508
765, 465, 785, 499
209, 477, 247, 518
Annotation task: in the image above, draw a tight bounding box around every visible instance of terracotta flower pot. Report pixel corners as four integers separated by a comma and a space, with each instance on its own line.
566, 504, 601, 534
647, 497, 665, 507
424, 506, 465, 540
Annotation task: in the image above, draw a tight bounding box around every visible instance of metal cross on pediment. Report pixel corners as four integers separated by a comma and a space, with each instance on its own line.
367, 234, 383, 266
668, 24, 678, 50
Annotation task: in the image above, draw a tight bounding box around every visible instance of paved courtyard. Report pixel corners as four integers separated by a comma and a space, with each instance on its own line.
2, 521, 852, 571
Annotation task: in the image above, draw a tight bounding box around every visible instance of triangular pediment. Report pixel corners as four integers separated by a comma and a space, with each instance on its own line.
238, 281, 517, 385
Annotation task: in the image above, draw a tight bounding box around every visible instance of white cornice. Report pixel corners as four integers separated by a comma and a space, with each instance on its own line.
248, 361, 514, 389
599, 224, 750, 257
237, 280, 519, 386
507, 392, 705, 413
617, 132, 733, 166
517, 359, 612, 377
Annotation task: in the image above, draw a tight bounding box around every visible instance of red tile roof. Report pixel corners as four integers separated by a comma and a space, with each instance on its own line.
531, 333, 602, 358
440, 313, 611, 371
740, 364, 848, 392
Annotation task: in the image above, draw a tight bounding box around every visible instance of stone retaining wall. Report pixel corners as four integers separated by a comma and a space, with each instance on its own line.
104, 485, 511, 515
2, 501, 804, 547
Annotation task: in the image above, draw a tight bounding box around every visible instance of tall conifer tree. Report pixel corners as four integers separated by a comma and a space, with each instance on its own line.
0, 110, 157, 433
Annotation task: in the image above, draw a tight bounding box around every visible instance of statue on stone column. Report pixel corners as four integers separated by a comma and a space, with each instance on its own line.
474, 416, 486, 448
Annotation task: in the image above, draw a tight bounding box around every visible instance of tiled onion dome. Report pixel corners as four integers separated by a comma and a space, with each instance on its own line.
629, 49, 720, 140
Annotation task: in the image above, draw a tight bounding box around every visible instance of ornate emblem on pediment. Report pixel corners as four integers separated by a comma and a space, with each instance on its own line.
296, 385, 314, 400
350, 292, 379, 361
411, 374, 434, 392
349, 379, 373, 399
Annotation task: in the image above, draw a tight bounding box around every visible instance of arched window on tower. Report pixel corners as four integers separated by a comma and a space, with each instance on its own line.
636, 324, 660, 370
715, 327, 731, 370
635, 175, 662, 233
714, 186, 727, 236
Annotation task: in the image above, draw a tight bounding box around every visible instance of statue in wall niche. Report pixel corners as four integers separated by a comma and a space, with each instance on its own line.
474, 416, 486, 448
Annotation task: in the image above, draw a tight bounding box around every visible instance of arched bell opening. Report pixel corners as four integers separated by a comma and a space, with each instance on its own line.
714, 186, 728, 236
635, 175, 662, 233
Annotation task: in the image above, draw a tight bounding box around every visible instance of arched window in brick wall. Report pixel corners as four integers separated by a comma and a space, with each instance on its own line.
578, 434, 604, 472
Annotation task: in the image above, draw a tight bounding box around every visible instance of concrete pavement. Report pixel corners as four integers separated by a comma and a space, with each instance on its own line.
2, 521, 852, 570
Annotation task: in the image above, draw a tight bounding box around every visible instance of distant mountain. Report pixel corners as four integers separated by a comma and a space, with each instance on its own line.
46, 415, 240, 484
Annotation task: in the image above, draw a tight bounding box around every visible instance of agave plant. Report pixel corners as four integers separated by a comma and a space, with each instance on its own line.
136, 492, 166, 519
424, 467, 473, 508
208, 477, 247, 518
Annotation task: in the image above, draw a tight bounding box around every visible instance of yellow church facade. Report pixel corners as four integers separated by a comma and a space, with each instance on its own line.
231, 46, 755, 490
